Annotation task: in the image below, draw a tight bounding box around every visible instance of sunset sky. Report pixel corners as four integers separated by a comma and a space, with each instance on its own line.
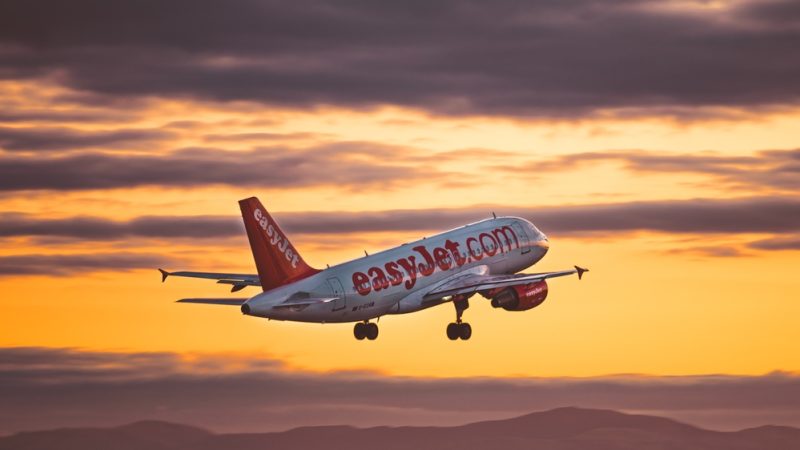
1, 0, 800, 432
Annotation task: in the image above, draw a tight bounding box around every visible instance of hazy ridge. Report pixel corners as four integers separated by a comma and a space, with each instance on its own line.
3, 407, 799, 450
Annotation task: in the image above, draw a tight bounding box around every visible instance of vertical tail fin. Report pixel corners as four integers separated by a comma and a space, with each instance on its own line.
238, 197, 319, 291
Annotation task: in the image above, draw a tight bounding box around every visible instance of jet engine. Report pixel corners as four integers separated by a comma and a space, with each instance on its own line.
489, 280, 548, 311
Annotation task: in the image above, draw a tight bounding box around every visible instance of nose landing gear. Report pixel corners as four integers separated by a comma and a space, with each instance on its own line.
354, 321, 378, 340
447, 296, 472, 340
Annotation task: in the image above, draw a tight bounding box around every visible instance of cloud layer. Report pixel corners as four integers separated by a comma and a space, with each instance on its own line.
2, 347, 799, 434
4, 196, 799, 241
0, 253, 176, 276
0, 126, 172, 152
1, 0, 799, 116
520, 149, 800, 192
0, 145, 436, 191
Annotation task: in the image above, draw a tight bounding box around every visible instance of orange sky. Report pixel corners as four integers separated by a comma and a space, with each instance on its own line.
1, 88, 799, 377
1, 0, 799, 379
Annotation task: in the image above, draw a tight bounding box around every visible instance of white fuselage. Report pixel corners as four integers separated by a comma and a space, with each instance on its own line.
244, 217, 549, 323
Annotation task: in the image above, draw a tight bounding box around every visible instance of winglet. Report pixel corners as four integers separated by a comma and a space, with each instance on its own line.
575, 266, 589, 280
158, 268, 170, 283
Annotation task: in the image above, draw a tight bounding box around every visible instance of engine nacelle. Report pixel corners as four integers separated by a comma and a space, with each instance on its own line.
490, 280, 548, 311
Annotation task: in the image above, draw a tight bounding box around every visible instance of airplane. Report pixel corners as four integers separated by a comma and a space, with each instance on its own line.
159, 197, 588, 340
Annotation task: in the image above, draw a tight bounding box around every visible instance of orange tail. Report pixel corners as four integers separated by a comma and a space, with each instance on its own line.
238, 197, 319, 291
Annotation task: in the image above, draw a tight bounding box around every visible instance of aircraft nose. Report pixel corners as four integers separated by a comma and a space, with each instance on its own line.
538, 237, 550, 253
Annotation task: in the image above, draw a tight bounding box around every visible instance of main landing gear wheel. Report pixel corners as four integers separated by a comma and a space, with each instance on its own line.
459, 322, 472, 340
447, 322, 472, 340
354, 322, 379, 340
365, 322, 378, 340
447, 322, 460, 340
447, 296, 472, 340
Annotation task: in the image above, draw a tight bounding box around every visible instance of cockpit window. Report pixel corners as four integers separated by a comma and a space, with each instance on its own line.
527, 221, 547, 240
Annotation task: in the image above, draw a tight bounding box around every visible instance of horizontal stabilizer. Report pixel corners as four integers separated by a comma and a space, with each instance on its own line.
159, 269, 260, 286
176, 298, 247, 306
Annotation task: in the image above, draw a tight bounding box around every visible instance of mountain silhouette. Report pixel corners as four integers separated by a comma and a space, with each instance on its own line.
0, 420, 211, 450
2, 407, 798, 450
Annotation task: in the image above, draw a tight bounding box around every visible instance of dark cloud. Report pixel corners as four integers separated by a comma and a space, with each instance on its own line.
748, 235, 800, 251
277, 197, 800, 235
3, 197, 799, 243
517, 149, 800, 191
0, 126, 172, 151
738, 0, 800, 25
0, 0, 798, 117
0, 110, 135, 123
0, 144, 439, 190
203, 132, 330, 143
0, 252, 175, 276
664, 245, 751, 259
1, 347, 800, 434
0, 213, 242, 240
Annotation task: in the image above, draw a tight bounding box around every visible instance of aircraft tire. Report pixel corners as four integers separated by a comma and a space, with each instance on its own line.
446, 323, 460, 340
366, 323, 379, 340
459, 323, 472, 340
354, 322, 366, 340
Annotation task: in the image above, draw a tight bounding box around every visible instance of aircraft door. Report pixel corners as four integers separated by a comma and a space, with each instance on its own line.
512, 223, 530, 254
327, 277, 346, 311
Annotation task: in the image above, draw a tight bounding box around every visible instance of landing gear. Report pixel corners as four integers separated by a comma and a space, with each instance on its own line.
447, 322, 472, 340
366, 322, 378, 340
354, 321, 378, 340
447, 297, 472, 340
459, 322, 472, 340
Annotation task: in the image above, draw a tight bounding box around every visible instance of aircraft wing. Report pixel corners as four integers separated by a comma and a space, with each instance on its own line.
176, 294, 338, 309
423, 266, 588, 302
159, 268, 260, 292
176, 298, 248, 306
272, 296, 339, 309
